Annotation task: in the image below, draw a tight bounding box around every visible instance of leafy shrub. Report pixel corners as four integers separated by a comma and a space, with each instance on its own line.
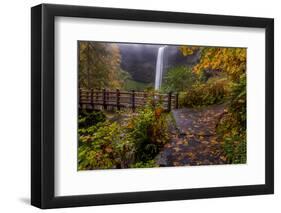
127, 105, 169, 162
179, 77, 230, 107
216, 74, 246, 164
78, 121, 135, 170
78, 104, 169, 170
162, 66, 197, 92
216, 112, 246, 164
228, 73, 246, 128
79, 110, 106, 128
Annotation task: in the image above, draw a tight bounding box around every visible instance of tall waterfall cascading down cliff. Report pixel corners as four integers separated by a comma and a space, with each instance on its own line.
154, 46, 166, 90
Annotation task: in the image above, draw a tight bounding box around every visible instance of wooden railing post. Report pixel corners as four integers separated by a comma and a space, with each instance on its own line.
175, 93, 179, 109
78, 88, 178, 111
103, 88, 107, 110
90, 88, 94, 109
87, 89, 90, 109
116, 89, 120, 110
143, 92, 147, 105
106, 90, 110, 103
167, 92, 172, 112
95, 88, 99, 103
159, 94, 163, 104
131, 90, 135, 112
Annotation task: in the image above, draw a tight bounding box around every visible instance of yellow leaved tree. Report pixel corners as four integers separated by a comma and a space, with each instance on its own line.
180, 45, 247, 164
180, 46, 246, 81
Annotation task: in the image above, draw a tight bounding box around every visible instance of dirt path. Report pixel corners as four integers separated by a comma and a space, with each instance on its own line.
156, 104, 228, 167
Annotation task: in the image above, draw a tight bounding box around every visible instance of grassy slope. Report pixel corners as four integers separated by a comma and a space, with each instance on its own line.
123, 79, 153, 91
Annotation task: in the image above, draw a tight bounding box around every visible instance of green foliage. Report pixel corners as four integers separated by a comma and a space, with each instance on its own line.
228, 73, 246, 128
128, 106, 169, 162
78, 110, 106, 128
123, 79, 152, 91
78, 121, 136, 170
78, 104, 169, 170
216, 74, 246, 164
179, 77, 231, 107
130, 160, 158, 168
216, 112, 246, 164
162, 66, 197, 92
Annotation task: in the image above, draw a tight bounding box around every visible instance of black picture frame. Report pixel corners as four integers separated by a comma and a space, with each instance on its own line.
31, 3, 274, 209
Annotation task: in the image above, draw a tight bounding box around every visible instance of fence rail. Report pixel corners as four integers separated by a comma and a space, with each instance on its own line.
79, 88, 179, 112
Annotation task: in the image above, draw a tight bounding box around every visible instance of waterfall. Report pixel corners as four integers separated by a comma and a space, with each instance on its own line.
154, 46, 166, 90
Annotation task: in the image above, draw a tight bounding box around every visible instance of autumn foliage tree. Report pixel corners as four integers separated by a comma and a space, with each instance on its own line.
79, 41, 123, 89
180, 46, 246, 81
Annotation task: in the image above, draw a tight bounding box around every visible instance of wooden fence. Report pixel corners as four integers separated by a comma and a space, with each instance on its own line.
79, 89, 179, 112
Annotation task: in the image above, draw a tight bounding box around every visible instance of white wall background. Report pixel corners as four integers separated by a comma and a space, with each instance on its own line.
0, 0, 279, 212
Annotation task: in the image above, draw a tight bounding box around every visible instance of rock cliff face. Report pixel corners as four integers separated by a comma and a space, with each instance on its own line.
118, 43, 200, 83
